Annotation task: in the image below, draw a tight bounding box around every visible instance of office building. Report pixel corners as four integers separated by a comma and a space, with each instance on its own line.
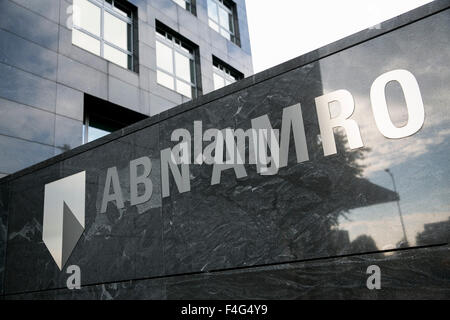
0, 0, 253, 177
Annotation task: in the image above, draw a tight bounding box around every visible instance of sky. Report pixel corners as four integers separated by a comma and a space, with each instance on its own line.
246, 0, 434, 73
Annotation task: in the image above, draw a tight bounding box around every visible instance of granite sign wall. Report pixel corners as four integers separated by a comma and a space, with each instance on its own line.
0, 1, 449, 299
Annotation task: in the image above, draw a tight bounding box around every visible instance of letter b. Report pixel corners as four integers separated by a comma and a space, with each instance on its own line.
130, 156, 153, 206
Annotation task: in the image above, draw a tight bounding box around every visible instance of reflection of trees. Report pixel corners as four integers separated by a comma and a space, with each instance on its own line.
188, 129, 399, 262
296, 131, 397, 256
329, 131, 369, 178
350, 235, 378, 253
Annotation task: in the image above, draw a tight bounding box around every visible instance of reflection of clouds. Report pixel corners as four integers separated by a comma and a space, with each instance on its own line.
0, 28, 57, 81
357, 103, 450, 175
318, 10, 450, 177
0, 98, 54, 145
0, 135, 55, 173
338, 210, 450, 249
333, 89, 450, 176
346, 56, 450, 176
331, 73, 450, 176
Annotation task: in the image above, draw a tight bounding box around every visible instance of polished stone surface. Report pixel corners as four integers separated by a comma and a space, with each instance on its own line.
4, 164, 62, 293
0, 2, 448, 298
5, 245, 449, 299
158, 8, 450, 277
163, 245, 450, 300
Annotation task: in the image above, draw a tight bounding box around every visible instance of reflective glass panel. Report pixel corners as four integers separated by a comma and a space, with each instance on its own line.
157, 70, 175, 90
175, 51, 191, 82
87, 125, 110, 142
225, 78, 234, 86
104, 44, 128, 69
207, 0, 218, 22
220, 28, 231, 40
176, 80, 192, 98
104, 11, 129, 50
73, 0, 101, 36
156, 41, 174, 73
208, 19, 219, 32
218, 7, 230, 30
213, 72, 225, 90
72, 29, 100, 55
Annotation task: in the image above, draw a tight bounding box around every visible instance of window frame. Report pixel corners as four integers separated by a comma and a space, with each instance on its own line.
82, 113, 97, 144
72, 0, 135, 70
82, 108, 118, 144
212, 57, 243, 90
207, 0, 237, 43
82, 94, 148, 144
155, 28, 198, 99
172, 0, 196, 15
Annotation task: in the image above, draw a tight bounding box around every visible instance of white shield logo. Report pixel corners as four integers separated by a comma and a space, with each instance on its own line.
43, 171, 85, 270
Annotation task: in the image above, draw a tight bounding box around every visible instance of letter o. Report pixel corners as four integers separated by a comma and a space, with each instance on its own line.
370, 69, 425, 139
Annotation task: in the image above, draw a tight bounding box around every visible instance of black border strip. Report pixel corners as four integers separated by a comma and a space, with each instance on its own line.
0, 0, 448, 184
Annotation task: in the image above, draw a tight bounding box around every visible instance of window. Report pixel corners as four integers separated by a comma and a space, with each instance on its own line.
155, 24, 199, 99
172, 0, 196, 15
83, 94, 147, 143
72, 0, 137, 71
212, 57, 243, 90
207, 0, 239, 44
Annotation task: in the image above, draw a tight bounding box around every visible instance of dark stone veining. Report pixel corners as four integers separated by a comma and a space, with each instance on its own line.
5, 245, 449, 299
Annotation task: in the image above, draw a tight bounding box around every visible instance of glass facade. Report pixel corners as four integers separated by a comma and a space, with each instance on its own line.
72, 0, 133, 70
155, 28, 197, 99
